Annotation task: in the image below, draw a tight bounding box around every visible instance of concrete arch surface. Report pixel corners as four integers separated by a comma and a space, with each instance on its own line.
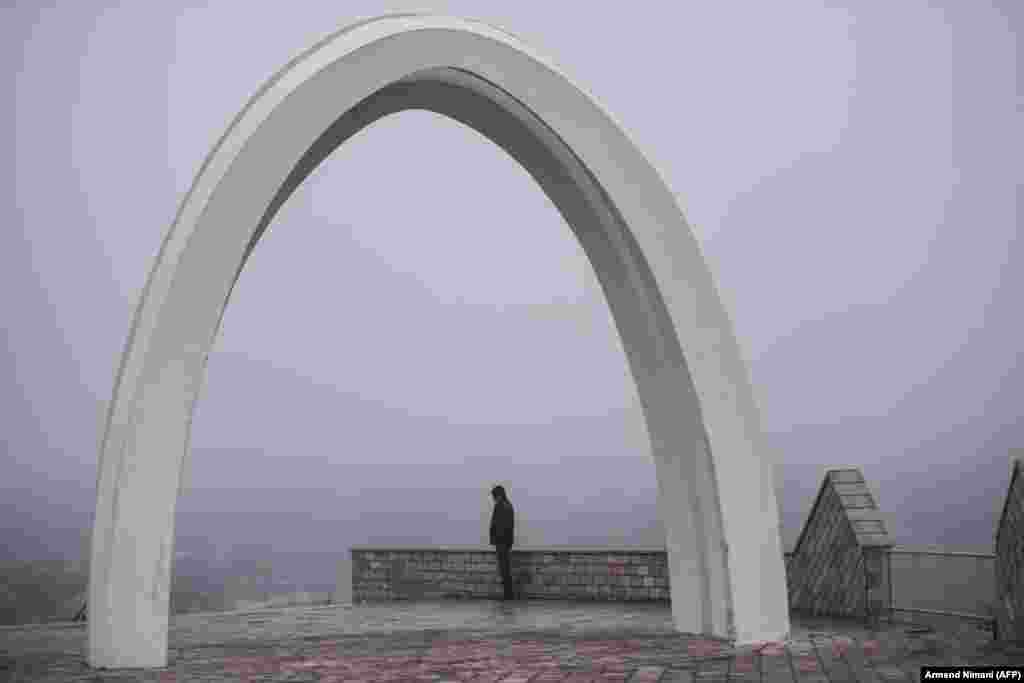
88, 13, 789, 668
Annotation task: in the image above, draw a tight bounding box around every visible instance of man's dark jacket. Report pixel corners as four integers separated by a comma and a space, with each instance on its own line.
490, 498, 515, 546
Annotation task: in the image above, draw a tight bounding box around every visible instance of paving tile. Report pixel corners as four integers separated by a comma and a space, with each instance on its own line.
659, 671, 693, 683
757, 645, 795, 683
632, 665, 667, 681
833, 637, 878, 683
0, 603, 1008, 681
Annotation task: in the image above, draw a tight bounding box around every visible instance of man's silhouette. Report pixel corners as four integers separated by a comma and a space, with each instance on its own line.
489, 485, 515, 600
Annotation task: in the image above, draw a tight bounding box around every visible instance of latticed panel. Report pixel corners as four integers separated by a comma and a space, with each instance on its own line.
995, 464, 1024, 639
788, 483, 866, 616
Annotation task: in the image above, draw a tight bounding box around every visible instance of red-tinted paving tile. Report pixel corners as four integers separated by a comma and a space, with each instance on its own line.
756, 641, 787, 658
687, 640, 723, 659
499, 672, 537, 683
795, 652, 820, 673
730, 651, 759, 682
632, 665, 666, 680
734, 653, 757, 671
0, 602, 1004, 681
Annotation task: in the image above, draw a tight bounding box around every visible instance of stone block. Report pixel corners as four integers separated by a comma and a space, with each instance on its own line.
851, 520, 884, 536
829, 470, 864, 484
833, 482, 870, 497
840, 494, 874, 508
857, 533, 893, 547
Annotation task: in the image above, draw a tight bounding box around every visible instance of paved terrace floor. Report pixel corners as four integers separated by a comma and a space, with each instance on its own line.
1, 601, 1021, 682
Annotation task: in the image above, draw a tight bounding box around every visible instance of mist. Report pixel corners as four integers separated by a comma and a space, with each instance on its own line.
3, 2, 1019, 619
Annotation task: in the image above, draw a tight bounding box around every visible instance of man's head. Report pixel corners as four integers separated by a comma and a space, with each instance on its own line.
491, 485, 507, 501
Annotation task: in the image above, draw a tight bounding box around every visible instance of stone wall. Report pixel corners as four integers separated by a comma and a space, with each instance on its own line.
351, 546, 670, 603
785, 468, 892, 618
355, 470, 988, 620
995, 457, 1024, 641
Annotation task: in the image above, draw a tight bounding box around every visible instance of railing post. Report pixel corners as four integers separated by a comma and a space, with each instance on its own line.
863, 546, 890, 629
887, 548, 894, 623
864, 549, 873, 628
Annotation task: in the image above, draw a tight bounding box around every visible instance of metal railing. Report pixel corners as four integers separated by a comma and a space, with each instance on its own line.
72, 547, 998, 625
887, 547, 995, 622
785, 546, 997, 627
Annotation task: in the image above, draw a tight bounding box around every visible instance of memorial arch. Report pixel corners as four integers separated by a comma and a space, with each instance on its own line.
88, 14, 790, 668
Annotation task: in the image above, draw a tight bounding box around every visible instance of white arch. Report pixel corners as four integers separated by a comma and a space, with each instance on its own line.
88, 14, 789, 668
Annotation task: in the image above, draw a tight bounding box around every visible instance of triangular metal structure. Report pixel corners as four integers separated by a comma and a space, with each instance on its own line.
787, 468, 892, 618
994, 456, 1023, 641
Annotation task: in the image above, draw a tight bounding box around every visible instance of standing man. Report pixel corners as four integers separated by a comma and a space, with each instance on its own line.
489, 485, 515, 600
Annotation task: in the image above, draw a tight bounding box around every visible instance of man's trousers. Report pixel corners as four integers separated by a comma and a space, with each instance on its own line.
495, 544, 514, 600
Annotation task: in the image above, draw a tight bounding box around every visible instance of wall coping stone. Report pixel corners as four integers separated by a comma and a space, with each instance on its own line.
351, 544, 994, 556
887, 547, 995, 558
351, 546, 668, 553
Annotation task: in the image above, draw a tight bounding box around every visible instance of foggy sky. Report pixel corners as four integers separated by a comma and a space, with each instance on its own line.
3, 0, 1021, 577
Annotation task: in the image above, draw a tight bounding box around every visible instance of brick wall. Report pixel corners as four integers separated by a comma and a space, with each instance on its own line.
354, 470, 1015, 621
351, 546, 670, 603
785, 469, 892, 618
995, 457, 1024, 641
